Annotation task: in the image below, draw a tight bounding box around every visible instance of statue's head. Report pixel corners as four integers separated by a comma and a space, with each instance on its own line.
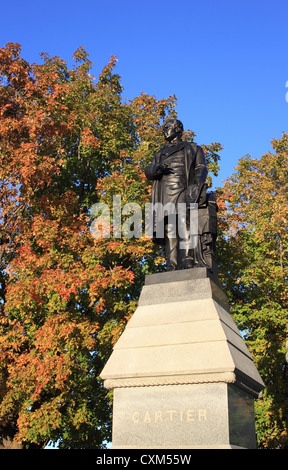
162, 119, 184, 142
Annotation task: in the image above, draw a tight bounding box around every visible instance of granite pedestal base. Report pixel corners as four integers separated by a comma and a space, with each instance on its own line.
112, 383, 256, 449
100, 268, 265, 449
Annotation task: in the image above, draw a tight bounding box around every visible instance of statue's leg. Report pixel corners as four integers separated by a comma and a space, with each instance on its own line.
164, 222, 178, 270
178, 207, 194, 269
180, 245, 194, 269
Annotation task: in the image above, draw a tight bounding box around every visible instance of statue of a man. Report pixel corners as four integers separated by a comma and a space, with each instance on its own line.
145, 118, 217, 272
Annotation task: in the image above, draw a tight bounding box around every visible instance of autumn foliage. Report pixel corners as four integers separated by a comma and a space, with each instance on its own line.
4, 40, 287, 450
216, 136, 288, 447
1, 41, 287, 450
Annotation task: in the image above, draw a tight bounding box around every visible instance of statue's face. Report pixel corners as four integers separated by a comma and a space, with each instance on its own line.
163, 121, 180, 142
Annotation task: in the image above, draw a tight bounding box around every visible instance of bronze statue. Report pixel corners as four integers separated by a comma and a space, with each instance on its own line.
145, 119, 217, 272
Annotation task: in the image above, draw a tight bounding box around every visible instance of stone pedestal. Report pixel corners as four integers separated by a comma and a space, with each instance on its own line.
100, 268, 265, 449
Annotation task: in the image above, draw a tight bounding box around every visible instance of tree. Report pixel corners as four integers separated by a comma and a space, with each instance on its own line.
0, 43, 222, 448
0, 42, 134, 448
217, 133, 288, 448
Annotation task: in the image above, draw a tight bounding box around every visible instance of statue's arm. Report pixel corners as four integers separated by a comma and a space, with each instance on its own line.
193, 145, 208, 184
144, 151, 165, 180
186, 144, 208, 203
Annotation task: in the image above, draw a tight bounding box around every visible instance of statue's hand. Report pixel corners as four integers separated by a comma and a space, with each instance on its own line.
185, 183, 202, 204
155, 162, 168, 175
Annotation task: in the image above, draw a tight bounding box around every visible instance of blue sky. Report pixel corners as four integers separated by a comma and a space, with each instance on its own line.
1, 0, 288, 188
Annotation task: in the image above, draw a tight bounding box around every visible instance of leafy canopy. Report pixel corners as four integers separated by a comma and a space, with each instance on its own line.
217, 134, 288, 448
